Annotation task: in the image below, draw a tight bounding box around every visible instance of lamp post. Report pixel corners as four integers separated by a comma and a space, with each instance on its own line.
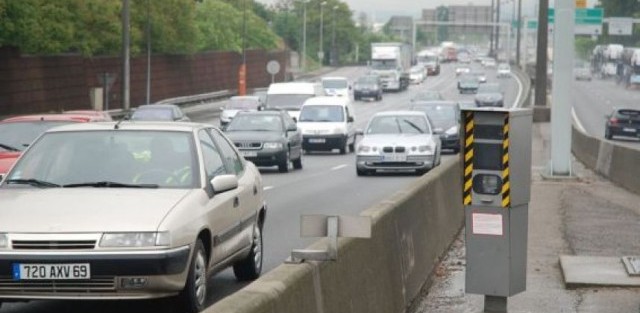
331, 5, 338, 66
121, 0, 130, 111
301, 0, 308, 71
145, 0, 151, 105
319, 1, 327, 65
516, 0, 522, 67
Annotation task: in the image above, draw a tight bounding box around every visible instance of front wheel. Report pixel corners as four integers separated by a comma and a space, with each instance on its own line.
176, 240, 208, 313
278, 150, 290, 173
292, 151, 303, 169
233, 224, 263, 281
339, 138, 348, 155
605, 128, 612, 140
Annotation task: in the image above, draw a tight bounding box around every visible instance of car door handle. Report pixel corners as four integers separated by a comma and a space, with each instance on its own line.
233, 197, 240, 208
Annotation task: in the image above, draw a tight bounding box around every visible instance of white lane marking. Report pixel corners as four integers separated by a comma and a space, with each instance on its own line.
331, 164, 348, 171
263, 186, 274, 191
571, 108, 587, 133
510, 72, 524, 108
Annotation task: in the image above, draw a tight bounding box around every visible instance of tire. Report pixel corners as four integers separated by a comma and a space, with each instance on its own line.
177, 240, 208, 313
348, 136, 356, 153
339, 137, 348, 155
452, 146, 460, 154
278, 150, 290, 173
292, 152, 303, 169
233, 223, 263, 281
605, 128, 612, 140
356, 168, 371, 176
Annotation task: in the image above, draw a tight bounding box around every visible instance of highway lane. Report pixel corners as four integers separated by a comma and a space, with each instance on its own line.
572, 78, 640, 149
0, 62, 520, 313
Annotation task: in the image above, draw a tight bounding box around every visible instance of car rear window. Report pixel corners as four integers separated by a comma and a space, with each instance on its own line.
617, 109, 640, 118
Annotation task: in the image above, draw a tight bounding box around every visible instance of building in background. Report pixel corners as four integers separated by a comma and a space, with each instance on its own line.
387, 16, 414, 43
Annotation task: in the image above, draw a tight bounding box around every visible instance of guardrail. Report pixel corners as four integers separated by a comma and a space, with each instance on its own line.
512, 67, 532, 108
206, 157, 464, 313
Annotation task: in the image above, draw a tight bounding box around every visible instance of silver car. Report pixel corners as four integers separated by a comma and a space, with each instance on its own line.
219, 96, 263, 129
355, 111, 441, 176
0, 122, 267, 312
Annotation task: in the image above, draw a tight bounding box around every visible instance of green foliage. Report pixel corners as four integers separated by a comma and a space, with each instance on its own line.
575, 37, 596, 61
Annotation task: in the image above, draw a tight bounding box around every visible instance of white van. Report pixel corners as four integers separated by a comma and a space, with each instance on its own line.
321, 76, 351, 98
297, 96, 357, 154
265, 82, 317, 121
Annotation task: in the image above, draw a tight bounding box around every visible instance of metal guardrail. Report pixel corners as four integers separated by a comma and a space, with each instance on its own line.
512, 67, 533, 108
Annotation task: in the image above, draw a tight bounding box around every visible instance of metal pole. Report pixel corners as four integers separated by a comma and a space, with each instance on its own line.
122, 0, 130, 111
496, 0, 501, 57
103, 72, 109, 111
302, 0, 307, 71
490, 0, 495, 55
535, 0, 549, 107
145, 0, 151, 105
550, 0, 574, 176
516, 0, 522, 67
238, 0, 248, 96
319, 2, 326, 64
331, 6, 337, 66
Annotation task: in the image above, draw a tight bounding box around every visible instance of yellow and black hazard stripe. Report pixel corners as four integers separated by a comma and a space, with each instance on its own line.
463, 112, 474, 205
501, 115, 511, 208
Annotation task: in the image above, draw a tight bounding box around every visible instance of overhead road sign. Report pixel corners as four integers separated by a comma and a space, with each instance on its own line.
537, 8, 603, 35
608, 17, 633, 35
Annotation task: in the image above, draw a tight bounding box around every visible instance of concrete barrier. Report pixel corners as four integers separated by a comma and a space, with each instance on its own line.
572, 126, 640, 194
206, 157, 464, 313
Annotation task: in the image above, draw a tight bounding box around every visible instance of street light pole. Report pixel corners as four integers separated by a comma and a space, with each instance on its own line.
121, 0, 130, 111
319, 1, 327, 65
331, 5, 338, 66
516, 0, 522, 67
302, 0, 308, 71
145, 0, 151, 105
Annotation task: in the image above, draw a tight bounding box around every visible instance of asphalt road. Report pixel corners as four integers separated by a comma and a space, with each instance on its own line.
1, 63, 520, 313
572, 77, 640, 149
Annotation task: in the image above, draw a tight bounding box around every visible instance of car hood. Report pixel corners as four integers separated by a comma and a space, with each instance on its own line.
354, 84, 377, 90
459, 81, 479, 87
475, 93, 504, 102
430, 120, 458, 133
360, 134, 436, 148
298, 122, 345, 133
0, 188, 192, 232
225, 131, 284, 142
324, 88, 348, 96
0, 152, 21, 174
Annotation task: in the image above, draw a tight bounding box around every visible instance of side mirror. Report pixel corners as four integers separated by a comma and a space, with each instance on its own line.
287, 125, 298, 132
211, 175, 238, 194
356, 129, 364, 136
347, 116, 354, 123
292, 117, 297, 123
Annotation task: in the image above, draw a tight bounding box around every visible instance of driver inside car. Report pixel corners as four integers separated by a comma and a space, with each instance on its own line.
133, 136, 192, 186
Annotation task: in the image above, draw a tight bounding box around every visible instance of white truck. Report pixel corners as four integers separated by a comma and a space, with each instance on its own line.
370, 42, 412, 92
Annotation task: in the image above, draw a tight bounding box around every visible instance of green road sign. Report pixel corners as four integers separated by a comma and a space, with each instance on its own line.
527, 20, 538, 29
547, 8, 603, 25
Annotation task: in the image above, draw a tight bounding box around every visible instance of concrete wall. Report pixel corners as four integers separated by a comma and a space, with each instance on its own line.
572, 126, 640, 194
207, 157, 464, 313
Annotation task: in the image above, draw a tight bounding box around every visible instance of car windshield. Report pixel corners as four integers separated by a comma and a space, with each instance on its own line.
499, 64, 510, 70
227, 99, 260, 110
299, 105, 345, 122
266, 94, 313, 110
131, 107, 174, 121
0, 121, 77, 151
460, 75, 477, 83
414, 105, 457, 121
371, 59, 397, 70
226, 115, 283, 132
478, 84, 501, 93
366, 115, 430, 135
413, 91, 442, 101
3, 130, 198, 188
322, 79, 347, 89
357, 76, 378, 84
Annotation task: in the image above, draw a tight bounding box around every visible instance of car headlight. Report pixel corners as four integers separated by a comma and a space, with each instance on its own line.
445, 126, 459, 135
358, 145, 371, 153
263, 142, 283, 149
418, 145, 433, 153
334, 128, 345, 135
0, 233, 7, 248
100, 232, 170, 247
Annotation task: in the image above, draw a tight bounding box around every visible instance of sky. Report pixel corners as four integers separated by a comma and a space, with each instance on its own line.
256, 0, 600, 24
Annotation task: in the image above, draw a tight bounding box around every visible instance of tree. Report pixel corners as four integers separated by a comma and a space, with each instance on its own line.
575, 36, 596, 61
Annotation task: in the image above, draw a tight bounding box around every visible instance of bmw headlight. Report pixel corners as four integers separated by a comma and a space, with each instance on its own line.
418, 145, 433, 153
445, 126, 459, 135
0, 233, 7, 248
100, 232, 170, 247
263, 142, 283, 149
358, 145, 371, 153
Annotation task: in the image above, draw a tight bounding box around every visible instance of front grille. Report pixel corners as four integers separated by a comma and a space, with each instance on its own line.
0, 275, 116, 293
12, 240, 96, 250
395, 146, 406, 153
234, 142, 262, 150
383, 147, 393, 153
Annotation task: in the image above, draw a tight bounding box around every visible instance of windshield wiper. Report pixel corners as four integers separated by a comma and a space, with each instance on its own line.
63, 181, 159, 188
400, 119, 425, 134
0, 143, 21, 152
5, 179, 61, 188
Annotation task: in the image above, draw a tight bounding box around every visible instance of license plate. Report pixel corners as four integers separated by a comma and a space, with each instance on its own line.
309, 138, 326, 143
383, 154, 407, 162
240, 151, 257, 157
623, 128, 636, 132
13, 263, 90, 280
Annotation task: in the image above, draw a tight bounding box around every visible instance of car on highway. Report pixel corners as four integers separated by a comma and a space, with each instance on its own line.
474, 83, 504, 107
482, 58, 497, 68
353, 74, 383, 101
265, 82, 317, 122
497, 63, 511, 78
458, 53, 472, 64
219, 95, 263, 129
471, 70, 487, 83
224, 110, 303, 172
409, 101, 461, 153
0, 113, 110, 179
410, 65, 426, 84
321, 76, 351, 98
604, 108, 640, 140
458, 74, 480, 94
298, 96, 357, 154
574, 67, 593, 81
355, 111, 441, 176
455, 66, 471, 76
410, 90, 444, 103
0, 122, 267, 313
130, 104, 190, 122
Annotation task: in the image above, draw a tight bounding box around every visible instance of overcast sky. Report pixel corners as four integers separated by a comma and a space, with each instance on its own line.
256, 0, 599, 23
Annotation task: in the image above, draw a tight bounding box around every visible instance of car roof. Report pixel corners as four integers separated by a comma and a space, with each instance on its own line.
321, 76, 348, 81
230, 96, 260, 101
2, 114, 99, 123
267, 82, 316, 94
42, 121, 208, 133
412, 100, 458, 106
373, 111, 427, 117
236, 110, 284, 117
137, 104, 179, 109
303, 96, 351, 106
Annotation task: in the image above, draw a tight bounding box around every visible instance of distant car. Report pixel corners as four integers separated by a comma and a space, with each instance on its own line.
483, 58, 497, 68
411, 90, 444, 103
471, 70, 487, 83
0, 114, 108, 178
224, 110, 303, 172
455, 66, 471, 76
355, 111, 441, 176
475, 83, 504, 107
458, 53, 472, 64
219, 96, 262, 129
497, 63, 511, 78
604, 108, 640, 140
409, 66, 426, 84
0, 121, 267, 312
410, 101, 461, 153
298, 96, 357, 154
353, 75, 383, 101
458, 74, 480, 94
321, 76, 351, 98
131, 104, 190, 122
574, 68, 593, 81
